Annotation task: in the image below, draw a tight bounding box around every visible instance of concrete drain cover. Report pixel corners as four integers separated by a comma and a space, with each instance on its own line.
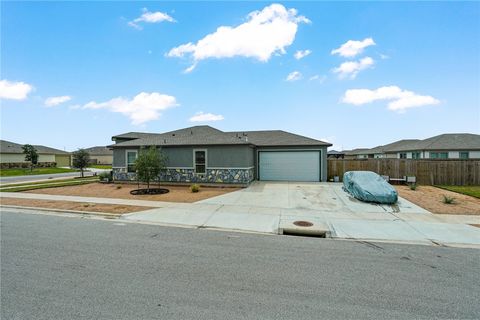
293, 221, 314, 227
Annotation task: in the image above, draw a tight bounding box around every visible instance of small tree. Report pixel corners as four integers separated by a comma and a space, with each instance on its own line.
72, 149, 90, 178
135, 146, 167, 190
22, 144, 38, 172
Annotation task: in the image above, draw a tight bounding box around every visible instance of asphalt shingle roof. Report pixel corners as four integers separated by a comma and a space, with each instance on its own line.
343, 134, 480, 155
110, 126, 331, 148
83, 146, 113, 156
327, 150, 345, 155
392, 134, 480, 151
0, 140, 70, 154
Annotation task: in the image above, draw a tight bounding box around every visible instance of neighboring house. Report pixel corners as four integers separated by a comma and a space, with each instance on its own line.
83, 146, 113, 165
327, 150, 345, 159
343, 148, 371, 159
344, 140, 419, 159
343, 134, 480, 160
110, 125, 332, 184
0, 139, 71, 168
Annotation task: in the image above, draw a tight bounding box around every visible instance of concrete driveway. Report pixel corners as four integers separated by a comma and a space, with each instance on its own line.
123, 182, 480, 247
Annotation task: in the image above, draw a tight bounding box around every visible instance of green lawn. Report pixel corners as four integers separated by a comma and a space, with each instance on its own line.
0, 167, 79, 177
435, 185, 480, 199
0, 177, 99, 192
88, 165, 112, 169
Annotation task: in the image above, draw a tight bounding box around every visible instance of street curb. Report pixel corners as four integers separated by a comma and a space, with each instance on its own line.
0, 204, 120, 218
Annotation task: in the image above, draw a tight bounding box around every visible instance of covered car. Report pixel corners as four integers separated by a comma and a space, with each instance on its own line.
343, 171, 398, 204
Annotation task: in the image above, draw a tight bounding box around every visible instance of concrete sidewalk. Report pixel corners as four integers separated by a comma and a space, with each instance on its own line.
1, 183, 480, 247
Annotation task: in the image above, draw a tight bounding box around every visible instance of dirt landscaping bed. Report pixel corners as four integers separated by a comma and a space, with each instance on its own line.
0, 198, 152, 215
396, 185, 480, 215
23, 182, 240, 203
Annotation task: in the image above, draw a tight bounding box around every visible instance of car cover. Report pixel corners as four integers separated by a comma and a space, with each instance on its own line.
343, 171, 398, 204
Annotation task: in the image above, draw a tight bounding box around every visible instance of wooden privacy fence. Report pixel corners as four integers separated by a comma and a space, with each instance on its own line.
327, 159, 480, 186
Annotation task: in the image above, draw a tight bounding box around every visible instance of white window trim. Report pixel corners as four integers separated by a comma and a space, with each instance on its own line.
193, 149, 207, 175
125, 149, 138, 172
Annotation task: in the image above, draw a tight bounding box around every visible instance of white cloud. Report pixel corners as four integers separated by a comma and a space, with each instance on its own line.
331, 38, 376, 58
294, 49, 311, 60
286, 71, 302, 81
342, 86, 440, 112
333, 57, 374, 79
128, 8, 175, 30
82, 92, 178, 125
167, 3, 310, 72
189, 112, 224, 122
0, 80, 33, 100
309, 74, 326, 83
45, 95, 71, 107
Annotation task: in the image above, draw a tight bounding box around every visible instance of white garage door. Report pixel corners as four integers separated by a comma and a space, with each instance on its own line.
259, 151, 320, 182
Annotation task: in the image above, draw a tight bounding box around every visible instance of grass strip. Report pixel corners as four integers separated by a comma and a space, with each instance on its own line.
0, 167, 79, 177
0, 177, 97, 188
87, 165, 112, 169
0, 179, 99, 192
435, 185, 480, 199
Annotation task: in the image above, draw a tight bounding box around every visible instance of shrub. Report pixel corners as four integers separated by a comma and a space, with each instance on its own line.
409, 184, 417, 191
443, 195, 455, 204
99, 171, 110, 180
116, 185, 122, 189
190, 184, 200, 193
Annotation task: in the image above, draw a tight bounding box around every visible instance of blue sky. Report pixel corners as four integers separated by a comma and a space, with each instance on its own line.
1, 1, 479, 151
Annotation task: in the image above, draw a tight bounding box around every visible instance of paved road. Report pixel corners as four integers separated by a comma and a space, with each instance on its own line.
0, 171, 97, 184
1, 209, 479, 320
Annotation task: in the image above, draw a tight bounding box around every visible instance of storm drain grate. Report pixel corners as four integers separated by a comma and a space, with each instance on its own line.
293, 221, 314, 227
280, 220, 330, 238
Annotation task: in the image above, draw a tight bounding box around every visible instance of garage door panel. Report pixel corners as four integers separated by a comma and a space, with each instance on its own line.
259, 151, 320, 182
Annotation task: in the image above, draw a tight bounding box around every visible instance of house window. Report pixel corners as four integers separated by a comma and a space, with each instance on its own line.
459, 152, 469, 159
399, 153, 407, 159
430, 152, 448, 159
126, 150, 137, 173
194, 150, 206, 175
412, 152, 421, 159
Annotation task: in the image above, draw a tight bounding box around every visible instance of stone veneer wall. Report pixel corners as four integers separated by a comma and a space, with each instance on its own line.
113, 167, 255, 184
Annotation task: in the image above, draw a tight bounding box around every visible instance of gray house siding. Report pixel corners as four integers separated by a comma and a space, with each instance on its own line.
112, 149, 126, 168
112, 145, 255, 184
207, 146, 254, 168
255, 146, 328, 182
163, 147, 194, 167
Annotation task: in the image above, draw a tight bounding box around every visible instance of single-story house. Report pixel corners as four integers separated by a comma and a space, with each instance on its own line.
110, 125, 332, 184
83, 146, 113, 165
344, 140, 419, 159
327, 150, 345, 159
0, 139, 71, 168
343, 133, 480, 159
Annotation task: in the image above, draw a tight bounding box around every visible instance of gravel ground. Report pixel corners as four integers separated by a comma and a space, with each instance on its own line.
24, 182, 240, 203
0, 198, 152, 214
396, 185, 480, 215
